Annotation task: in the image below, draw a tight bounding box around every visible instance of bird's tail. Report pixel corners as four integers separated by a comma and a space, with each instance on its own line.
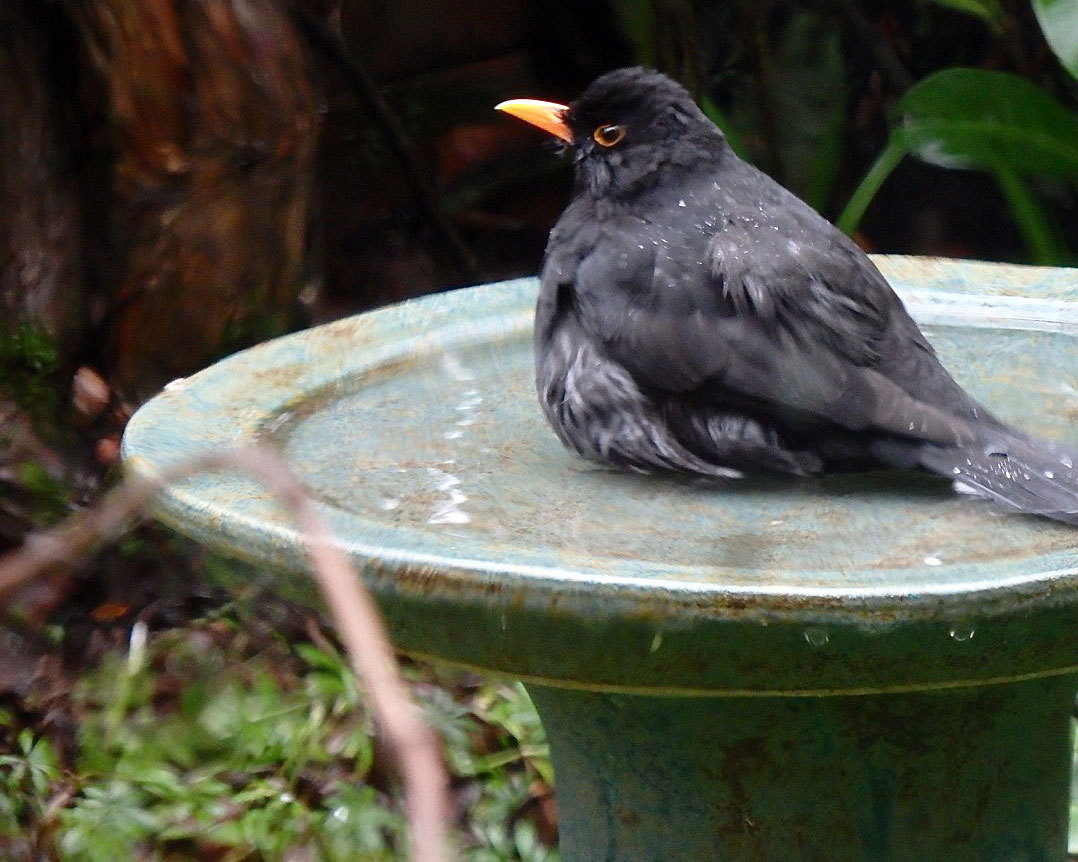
915, 430, 1078, 525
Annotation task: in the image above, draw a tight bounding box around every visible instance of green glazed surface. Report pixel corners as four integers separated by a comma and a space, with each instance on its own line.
121, 256, 1078, 695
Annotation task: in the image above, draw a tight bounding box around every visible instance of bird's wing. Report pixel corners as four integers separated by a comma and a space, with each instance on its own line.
571, 209, 979, 448
703, 212, 897, 365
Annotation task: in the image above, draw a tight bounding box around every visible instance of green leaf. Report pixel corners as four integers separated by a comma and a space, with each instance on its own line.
838, 68, 1078, 262
925, 0, 1003, 27
609, 0, 657, 68
894, 68, 1078, 178
1032, 0, 1078, 81
835, 138, 907, 235
764, 12, 848, 210
986, 157, 1069, 264
725, 11, 847, 210
700, 94, 748, 160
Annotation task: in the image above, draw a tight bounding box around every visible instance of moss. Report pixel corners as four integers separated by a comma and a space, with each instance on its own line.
217, 307, 294, 360
14, 461, 69, 523
0, 322, 60, 421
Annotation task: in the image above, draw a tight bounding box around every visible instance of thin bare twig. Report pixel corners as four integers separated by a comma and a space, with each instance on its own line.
290, 8, 479, 283
0, 444, 452, 862
829, 0, 913, 93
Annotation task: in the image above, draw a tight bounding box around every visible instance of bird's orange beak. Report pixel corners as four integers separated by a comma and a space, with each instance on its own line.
495, 98, 572, 143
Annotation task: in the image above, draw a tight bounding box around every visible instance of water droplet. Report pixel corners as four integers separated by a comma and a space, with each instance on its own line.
443, 429, 464, 440
379, 497, 400, 511
678, 199, 686, 207
769, 519, 784, 526
429, 505, 469, 525
804, 628, 829, 646
952, 467, 962, 475
923, 556, 942, 566
1062, 455, 1073, 469
440, 352, 475, 382
427, 469, 470, 524
332, 806, 349, 822
1044, 470, 1055, 479
264, 411, 293, 434
432, 472, 459, 490
649, 633, 663, 653
949, 626, 975, 642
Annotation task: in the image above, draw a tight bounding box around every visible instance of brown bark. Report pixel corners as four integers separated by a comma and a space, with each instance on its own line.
0, 2, 85, 343
78, 0, 320, 398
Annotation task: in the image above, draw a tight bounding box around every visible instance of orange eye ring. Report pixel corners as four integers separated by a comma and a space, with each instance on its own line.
592, 124, 626, 147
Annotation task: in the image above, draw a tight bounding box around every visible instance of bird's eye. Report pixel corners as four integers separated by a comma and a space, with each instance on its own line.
592, 124, 626, 147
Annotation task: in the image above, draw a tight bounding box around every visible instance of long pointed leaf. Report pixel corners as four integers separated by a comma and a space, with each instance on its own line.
766, 12, 848, 210
987, 158, 1070, 264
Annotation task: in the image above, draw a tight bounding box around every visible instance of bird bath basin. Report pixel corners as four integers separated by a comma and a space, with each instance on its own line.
123, 256, 1078, 860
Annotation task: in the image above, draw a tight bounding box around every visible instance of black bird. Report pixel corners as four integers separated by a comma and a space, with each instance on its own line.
496, 67, 1078, 523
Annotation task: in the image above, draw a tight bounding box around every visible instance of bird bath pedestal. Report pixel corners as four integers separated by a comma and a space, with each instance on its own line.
122, 257, 1078, 861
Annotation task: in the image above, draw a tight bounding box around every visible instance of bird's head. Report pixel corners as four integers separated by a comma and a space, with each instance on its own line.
496, 67, 724, 199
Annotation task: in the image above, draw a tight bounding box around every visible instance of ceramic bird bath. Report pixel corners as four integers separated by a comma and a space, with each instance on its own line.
122, 256, 1078, 861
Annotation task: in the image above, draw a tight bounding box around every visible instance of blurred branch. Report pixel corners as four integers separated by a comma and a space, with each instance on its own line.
830, 0, 914, 93
655, 0, 702, 98
292, 8, 479, 282
0, 444, 452, 862
735, 0, 785, 182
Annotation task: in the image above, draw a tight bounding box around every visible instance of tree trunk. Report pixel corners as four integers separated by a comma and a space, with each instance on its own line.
0, 0, 323, 628
77, 0, 320, 398
0, 2, 85, 344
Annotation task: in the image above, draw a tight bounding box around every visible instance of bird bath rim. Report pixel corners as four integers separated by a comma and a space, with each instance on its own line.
121, 255, 1078, 694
